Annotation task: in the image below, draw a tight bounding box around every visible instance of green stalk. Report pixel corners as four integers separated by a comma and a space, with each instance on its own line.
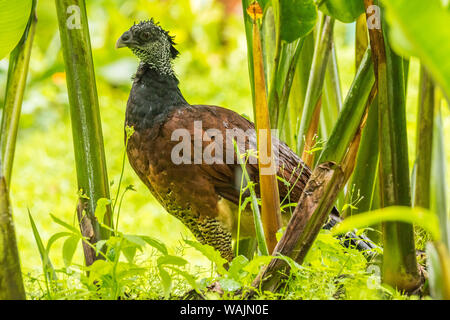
431, 102, 449, 249
263, 1, 306, 132
242, 0, 257, 111
414, 66, 435, 209
234, 141, 269, 256
275, 38, 305, 132
0, 0, 36, 300
318, 50, 375, 164
55, 0, 112, 265
285, 32, 314, 149
365, 1, 420, 291
0, 176, 25, 299
344, 20, 379, 218
355, 13, 369, 71
296, 15, 335, 155
321, 44, 342, 139
0, 2, 37, 186
267, 0, 282, 127
321, 45, 343, 207
345, 98, 379, 216
249, 5, 282, 254
379, 52, 420, 292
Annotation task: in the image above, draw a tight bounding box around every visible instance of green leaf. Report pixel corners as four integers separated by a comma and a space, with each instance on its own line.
158, 266, 172, 298
50, 214, 80, 234
62, 235, 79, 267
381, 0, 450, 101
274, 254, 303, 272
122, 245, 137, 264
86, 260, 112, 284
28, 210, 57, 281
46, 231, 74, 254
123, 234, 146, 248
279, 0, 317, 43
228, 255, 249, 280
332, 206, 441, 241
184, 239, 228, 275
318, 0, 365, 23
157, 255, 188, 267
0, 0, 33, 60
219, 278, 242, 292
95, 239, 108, 255
141, 235, 168, 255
242, 255, 273, 274
94, 198, 111, 223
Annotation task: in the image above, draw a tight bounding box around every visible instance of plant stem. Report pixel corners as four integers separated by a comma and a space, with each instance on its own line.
249, 5, 281, 253
0, 176, 26, 300
234, 141, 269, 256
431, 101, 449, 250
55, 0, 112, 266
364, 0, 420, 291
0, 0, 37, 300
414, 66, 435, 209
296, 15, 335, 155
0, 2, 37, 186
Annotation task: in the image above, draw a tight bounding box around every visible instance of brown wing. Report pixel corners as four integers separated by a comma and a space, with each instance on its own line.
163, 105, 311, 208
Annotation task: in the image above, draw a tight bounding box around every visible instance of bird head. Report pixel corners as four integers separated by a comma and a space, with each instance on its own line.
116, 19, 179, 72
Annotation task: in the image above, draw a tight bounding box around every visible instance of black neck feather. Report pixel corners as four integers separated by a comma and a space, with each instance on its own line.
126, 63, 189, 131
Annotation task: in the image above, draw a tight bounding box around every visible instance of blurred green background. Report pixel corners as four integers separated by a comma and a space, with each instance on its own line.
0, 0, 448, 274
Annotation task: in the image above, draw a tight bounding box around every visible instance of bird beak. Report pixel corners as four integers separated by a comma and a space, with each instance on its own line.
115, 31, 137, 49
115, 38, 127, 49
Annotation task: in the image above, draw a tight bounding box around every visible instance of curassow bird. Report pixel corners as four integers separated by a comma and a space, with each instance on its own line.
116, 20, 375, 262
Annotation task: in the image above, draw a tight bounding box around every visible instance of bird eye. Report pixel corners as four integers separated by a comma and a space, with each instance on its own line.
141, 31, 151, 41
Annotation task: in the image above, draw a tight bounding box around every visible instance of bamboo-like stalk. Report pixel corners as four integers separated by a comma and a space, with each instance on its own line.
364, 0, 421, 291
320, 45, 342, 140
241, 0, 257, 111
0, 0, 37, 300
414, 66, 435, 209
0, 3, 37, 186
431, 102, 449, 249
345, 98, 379, 217
55, 0, 112, 266
275, 38, 305, 132
355, 13, 368, 71
285, 32, 314, 149
380, 44, 421, 293
247, 2, 281, 254
321, 43, 343, 206
296, 15, 334, 155
318, 51, 375, 164
344, 17, 379, 218
0, 175, 25, 299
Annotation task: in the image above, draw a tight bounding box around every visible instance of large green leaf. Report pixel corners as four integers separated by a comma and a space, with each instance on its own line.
0, 0, 32, 60
62, 235, 80, 267
332, 206, 441, 242
279, 0, 317, 43
381, 0, 450, 101
318, 0, 365, 23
